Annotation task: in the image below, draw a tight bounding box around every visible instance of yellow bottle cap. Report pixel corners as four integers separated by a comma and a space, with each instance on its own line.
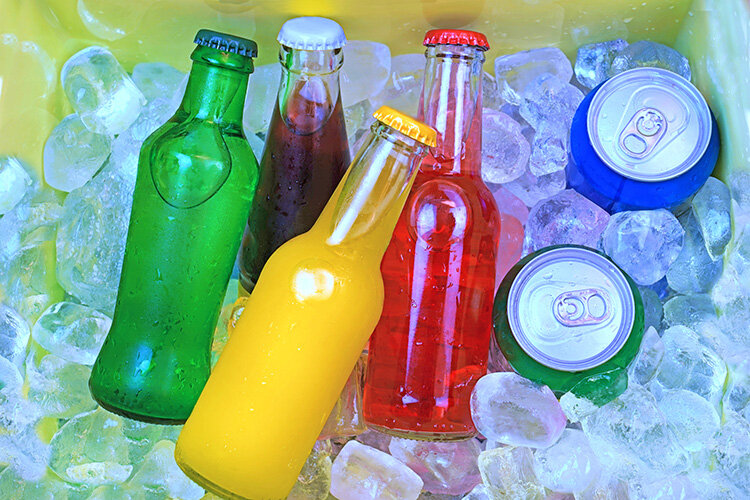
372, 106, 437, 147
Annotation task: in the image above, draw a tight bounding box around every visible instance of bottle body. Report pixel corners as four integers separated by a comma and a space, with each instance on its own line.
363, 40, 500, 440
89, 49, 258, 424
175, 117, 430, 499
239, 45, 350, 293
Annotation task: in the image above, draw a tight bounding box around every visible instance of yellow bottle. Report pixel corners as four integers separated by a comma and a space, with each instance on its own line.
175, 106, 436, 500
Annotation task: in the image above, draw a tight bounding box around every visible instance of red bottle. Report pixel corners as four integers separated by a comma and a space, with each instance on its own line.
363, 29, 500, 440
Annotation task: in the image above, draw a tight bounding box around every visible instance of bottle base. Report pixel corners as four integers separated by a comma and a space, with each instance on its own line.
175, 452, 254, 500
366, 422, 476, 442
91, 393, 188, 425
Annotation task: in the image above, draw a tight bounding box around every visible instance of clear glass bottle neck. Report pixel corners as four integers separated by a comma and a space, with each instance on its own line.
179, 47, 251, 125
419, 44, 485, 174
276, 45, 343, 134
319, 123, 426, 257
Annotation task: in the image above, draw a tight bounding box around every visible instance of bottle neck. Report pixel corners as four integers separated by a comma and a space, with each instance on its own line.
179, 46, 252, 125
419, 44, 485, 175
315, 123, 426, 259
276, 45, 343, 134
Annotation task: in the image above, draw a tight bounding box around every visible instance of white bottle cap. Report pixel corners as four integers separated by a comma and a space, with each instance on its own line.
277, 16, 347, 50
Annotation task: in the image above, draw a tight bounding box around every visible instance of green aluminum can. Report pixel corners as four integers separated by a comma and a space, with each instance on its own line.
493, 245, 644, 405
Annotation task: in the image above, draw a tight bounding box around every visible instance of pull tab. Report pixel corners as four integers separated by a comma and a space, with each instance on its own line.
553, 288, 612, 327
618, 107, 667, 159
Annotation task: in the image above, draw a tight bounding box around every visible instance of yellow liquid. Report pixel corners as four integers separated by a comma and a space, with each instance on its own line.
175, 133, 419, 499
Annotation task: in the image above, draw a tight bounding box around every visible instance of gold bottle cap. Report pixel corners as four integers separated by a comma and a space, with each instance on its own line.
372, 106, 437, 147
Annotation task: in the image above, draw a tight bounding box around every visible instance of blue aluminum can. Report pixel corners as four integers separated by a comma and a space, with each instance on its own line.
569, 67, 720, 212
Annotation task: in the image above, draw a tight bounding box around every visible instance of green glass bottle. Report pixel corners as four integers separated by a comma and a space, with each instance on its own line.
89, 30, 259, 424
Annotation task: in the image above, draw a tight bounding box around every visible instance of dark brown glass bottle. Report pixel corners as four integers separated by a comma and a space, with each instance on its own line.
239, 17, 350, 292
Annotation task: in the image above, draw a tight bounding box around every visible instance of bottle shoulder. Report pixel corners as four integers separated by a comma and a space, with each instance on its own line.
139, 118, 258, 209
393, 172, 500, 249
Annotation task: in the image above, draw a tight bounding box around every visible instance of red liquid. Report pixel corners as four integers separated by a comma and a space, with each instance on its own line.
239, 83, 350, 292
364, 48, 500, 439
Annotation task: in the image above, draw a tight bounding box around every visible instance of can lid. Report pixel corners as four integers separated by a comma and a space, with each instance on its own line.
587, 67, 712, 182
277, 17, 347, 50
373, 106, 437, 147
194, 29, 257, 58
507, 247, 635, 372
423, 29, 489, 50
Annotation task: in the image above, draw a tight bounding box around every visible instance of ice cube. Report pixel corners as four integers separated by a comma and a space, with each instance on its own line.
0, 347, 23, 394
481, 109, 530, 184
126, 96, 176, 142
86, 484, 144, 499
728, 226, 750, 276
288, 441, 333, 500
503, 169, 567, 208
49, 408, 132, 486
341, 41, 391, 106
574, 472, 630, 500
559, 391, 599, 423
31, 302, 111, 366
246, 132, 265, 160
462, 483, 492, 500
128, 440, 203, 499
712, 264, 750, 346
691, 177, 732, 260
43, 114, 111, 192
487, 183, 529, 225
662, 294, 716, 328
0, 304, 30, 368
320, 353, 366, 440
532, 429, 602, 494
25, 350, 95, 419
628, 326, 664, 386
388, 437, 482, 496
723, 357, 750, 413
477, 446, 546, 500
344, 99, 376, 145
527, 127, 570, 177
574, 39, 629, 89
132, 62, 185, 102
355, 428, 392, 453
638, 287, 663, 331
496, 213, 524, 281
494, 48, 573, 106
242, 63, 281, 135
0, 425, 51, 481
470, 372, 566, 448
0, 156, 35, 215
519, 73, 583, 133
580, 384, 689, 480
0, 191, 63, 306
56, 158, 136, 314
631, 475, 698, 500
711, 410, 750, 495
525, 189, 609, 252
656, 326, 727, 405
483, 72, 503, 110
690, 470, 746, 500
0, 468, 72, 498
330, 440, 423, 500
609, 41, 691, 81
666, 211, 723, 293
373, 53, 424, 117
600, 209, 684, 286
61, 46, 146, 135
657, 389, 720, 452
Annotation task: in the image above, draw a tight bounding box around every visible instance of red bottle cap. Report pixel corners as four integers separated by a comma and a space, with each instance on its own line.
423, 29, 490, 51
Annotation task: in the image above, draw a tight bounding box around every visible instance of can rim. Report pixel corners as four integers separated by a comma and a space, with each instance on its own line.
506, 246, 636, 372
587, 67, 712, 183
